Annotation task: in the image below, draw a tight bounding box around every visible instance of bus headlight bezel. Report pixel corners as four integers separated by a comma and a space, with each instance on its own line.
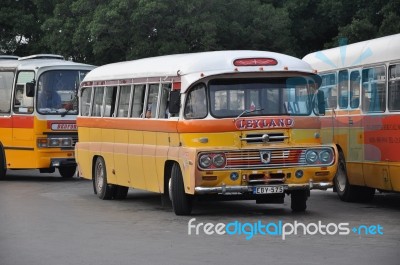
305, 150, 318, 164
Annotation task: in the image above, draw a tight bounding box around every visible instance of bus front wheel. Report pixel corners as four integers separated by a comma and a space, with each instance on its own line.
335, 152, 375, 202
290, 190, 308, 212
94, 157, 114, 200
170, 163, 192, 215
59, 166, 76, 178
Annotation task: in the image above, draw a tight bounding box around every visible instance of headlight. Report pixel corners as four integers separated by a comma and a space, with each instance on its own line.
319, 150, 332, 163
199, 154, 212, 168
61, 138, 72, 147
49, 138, 60, 147
306, 150, 318, 164
212, 154, 226, 168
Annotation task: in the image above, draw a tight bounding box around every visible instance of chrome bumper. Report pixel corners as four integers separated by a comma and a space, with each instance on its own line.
194, 180, 333, 195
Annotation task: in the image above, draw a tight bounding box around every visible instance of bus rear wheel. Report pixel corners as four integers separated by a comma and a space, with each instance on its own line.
94, 157, 114, 200
170, 163, 192, 215
59, 166, 76, 178
0, 149, 6, 179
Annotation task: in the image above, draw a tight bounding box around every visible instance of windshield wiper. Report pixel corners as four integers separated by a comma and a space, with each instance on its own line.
233, 108, 263, 121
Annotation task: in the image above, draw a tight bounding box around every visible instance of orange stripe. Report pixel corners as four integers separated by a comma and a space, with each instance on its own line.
77, 116, 320, 133
0, 117, 12, 128
10, 116, 34, 128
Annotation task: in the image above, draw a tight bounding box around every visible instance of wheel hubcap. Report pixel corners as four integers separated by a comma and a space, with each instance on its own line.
95, 163, 104, 192
336, 162, 347, 192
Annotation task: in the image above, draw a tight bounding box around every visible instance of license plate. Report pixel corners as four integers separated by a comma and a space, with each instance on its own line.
253, 186, 284, 194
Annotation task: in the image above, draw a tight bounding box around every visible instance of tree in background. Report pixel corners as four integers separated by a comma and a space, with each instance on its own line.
1, 0, 399, 64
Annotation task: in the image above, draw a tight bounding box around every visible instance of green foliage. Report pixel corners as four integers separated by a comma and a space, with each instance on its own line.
1, 0, 399, 64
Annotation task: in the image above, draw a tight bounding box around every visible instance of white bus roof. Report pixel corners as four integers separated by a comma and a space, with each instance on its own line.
303, 33, 400, 72
83, 50, 316, 92
0, 55, 94, 71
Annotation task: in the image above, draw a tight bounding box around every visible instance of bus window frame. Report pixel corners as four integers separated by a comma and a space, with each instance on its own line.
361, 64, 387, 113
388, 63, 400, 112
14, 70, 35, 114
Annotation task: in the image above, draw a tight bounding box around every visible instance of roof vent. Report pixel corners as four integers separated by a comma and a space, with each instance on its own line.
18, 54, 64, 61
0, 55, 19, 60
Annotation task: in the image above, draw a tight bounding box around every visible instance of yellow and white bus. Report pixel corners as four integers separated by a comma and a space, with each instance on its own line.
76, 50, 338, 215
303, 33, 400, 202
0, 54, 95, 178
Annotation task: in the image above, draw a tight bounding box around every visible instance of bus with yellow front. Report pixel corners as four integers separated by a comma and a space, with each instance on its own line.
0, 54, 94, 178
303, 33, 400, 202
75, 50, 338, 215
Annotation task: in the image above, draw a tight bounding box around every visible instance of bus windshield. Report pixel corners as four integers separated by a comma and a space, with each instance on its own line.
37, 70, 89, 114
207, 77, 315, 118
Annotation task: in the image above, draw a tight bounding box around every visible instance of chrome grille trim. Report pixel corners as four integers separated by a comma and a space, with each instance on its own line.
225, 149, 307, 169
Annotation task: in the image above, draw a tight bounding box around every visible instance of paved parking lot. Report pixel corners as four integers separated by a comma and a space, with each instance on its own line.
0, 170, 399, 265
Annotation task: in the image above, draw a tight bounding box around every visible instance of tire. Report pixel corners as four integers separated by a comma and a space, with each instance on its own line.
291, 190, 308, 212
59, 166, 76, 178
0, 148, 6, 179
94, 157, 114, 200
170, 163, 192, 215
334, 152, 374, 202
113, 185, 129, 200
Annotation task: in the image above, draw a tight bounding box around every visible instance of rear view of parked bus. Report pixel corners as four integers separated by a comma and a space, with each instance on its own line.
0, 54, 94, 178
76, 51, 338, 215
303, 33, 400, 202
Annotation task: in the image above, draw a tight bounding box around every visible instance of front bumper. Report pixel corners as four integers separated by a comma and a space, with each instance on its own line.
194, 179, 332, 195
50, 158, 76, 168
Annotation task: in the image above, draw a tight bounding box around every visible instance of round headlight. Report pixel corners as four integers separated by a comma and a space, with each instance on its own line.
319, 150, 332, 163
212, 154, 225, 168
199, 154, 212, 168
306, 150, 318, 164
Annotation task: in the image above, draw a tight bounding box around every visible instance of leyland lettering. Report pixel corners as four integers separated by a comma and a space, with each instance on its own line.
235, 118, 295, 130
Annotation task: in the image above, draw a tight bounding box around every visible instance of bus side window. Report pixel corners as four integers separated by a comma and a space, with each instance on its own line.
0, 71, 14, 113
362, 66, 386, 112
350, 71, 360, 109
92, 87, 104, 117
104, 86, 117, 117
131, 84, 145, 118
158, 84, 171, 118
81, 87, 92, 116
389, 64, 400, 111
338, 70, 348, 109
116, 85, 131, 117
145, 84, 159, 118
320, 73, 337, 109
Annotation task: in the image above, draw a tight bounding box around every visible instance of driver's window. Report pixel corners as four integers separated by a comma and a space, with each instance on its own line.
184, 83, 207, 119
14, 71, 34, 114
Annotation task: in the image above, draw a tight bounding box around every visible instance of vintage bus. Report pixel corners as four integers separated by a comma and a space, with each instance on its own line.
0, 54, 95, 178
75, 50, 338, 215
303, 33, 400, 202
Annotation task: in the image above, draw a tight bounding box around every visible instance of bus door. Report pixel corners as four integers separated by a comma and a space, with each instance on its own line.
361, 66, 392, 190
11, 72, 35, 168
346, 70, 364, 184
141, 83, 160, 192
319, 73, 336, 144
388, 63, 400, 192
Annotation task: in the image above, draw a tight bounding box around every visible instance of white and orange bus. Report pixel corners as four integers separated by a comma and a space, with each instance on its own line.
76, 50, 338, 215
0, 54, 95, 178
303, 33, 400, 202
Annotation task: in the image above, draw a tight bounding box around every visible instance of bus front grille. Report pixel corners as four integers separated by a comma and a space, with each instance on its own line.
225, 149, 306, 169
